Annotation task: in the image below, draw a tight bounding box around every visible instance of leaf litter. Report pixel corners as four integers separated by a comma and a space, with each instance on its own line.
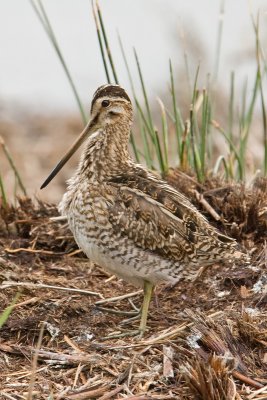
0, 173, 266, 399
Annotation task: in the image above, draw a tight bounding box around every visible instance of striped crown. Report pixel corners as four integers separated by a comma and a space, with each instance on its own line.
91, 84, 131, 111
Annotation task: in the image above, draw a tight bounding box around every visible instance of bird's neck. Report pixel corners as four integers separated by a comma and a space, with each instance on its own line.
78, 121, 132, 181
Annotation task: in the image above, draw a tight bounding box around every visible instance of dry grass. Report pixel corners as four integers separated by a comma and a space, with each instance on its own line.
0, 174, 266, 399
0, 112, 83, 203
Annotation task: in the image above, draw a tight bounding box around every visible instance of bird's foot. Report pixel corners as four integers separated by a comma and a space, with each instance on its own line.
95, 305, 138, 317
120, 312, 140, 325
94, 291, 141, 317
101, 310, 149, 340
102, 327, 147, 340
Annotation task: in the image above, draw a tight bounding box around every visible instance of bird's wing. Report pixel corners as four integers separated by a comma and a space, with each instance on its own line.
108, 169, 236, 264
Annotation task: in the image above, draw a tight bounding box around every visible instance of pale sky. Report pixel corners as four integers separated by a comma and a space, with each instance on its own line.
1, 0, 267, 113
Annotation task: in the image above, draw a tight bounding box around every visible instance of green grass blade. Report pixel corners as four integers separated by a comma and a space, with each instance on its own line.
212, 0, 225, 84
190, 106, 201, 181
212, 120, 243, 179
213, 155, 229, 179
135, 100, 154, 141
191, 68, 201, 154
179, 25, 191, 95
137, 108, 153, 167
190, 66, 202, 179
129, 133, 140, 163
237, 25, 260, 179
133, 49, 154, 131
192, 65, 200, 104
117, 33, 140, 162
92, 1, 111, 83
96, 1, 118, 84
200, 89, 210, 180
0, 137, 27, 196
139, 122, 153, 169
134, 96, 161, 168
169, 59, 183, 159
29, 0, 87, 124
157, 98, 169, 172
118, 33, 135, 92
154, 130, 165, 173
0, 292, 20, 329
228, 71, 235, 145
0, 173, 7, 208
245, 74, 259, 132
180, 121, 190, 170
241, 77, 248, 123
135, 99, 165, 172
260, 77, 267, 175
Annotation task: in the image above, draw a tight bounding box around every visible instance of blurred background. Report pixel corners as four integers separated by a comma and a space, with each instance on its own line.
0, 0, 266, 202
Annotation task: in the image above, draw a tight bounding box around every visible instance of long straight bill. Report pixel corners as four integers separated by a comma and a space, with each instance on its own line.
40, 119, 95, 189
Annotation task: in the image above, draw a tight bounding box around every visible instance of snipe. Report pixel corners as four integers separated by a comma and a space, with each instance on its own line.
41, 84, 248, 336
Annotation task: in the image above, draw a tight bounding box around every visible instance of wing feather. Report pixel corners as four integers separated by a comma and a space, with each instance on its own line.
108, 168, 237, 264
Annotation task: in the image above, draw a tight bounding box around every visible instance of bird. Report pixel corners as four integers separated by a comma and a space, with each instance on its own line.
41, 84, 248, 336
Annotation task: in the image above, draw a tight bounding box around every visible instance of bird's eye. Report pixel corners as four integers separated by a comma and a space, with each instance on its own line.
101, 100, 110, 107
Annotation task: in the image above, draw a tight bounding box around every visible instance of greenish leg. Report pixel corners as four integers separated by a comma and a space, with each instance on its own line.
139, 281, 154, 336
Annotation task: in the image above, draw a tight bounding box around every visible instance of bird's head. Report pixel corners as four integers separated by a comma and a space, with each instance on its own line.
90, 84, 133, 127
40, 84, 132, 189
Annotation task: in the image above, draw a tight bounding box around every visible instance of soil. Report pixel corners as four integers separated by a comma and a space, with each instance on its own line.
0, 172, 266, 399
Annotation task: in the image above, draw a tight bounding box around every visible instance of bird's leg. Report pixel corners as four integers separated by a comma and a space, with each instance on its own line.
95, 290, 141, 317
102, 281, 154, 340
139, 281, 154, 337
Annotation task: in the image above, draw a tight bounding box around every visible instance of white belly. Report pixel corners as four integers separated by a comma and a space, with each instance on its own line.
74, 228, 149, 287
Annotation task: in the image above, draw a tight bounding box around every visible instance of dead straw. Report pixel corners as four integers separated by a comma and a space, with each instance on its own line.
0, 136, 27, 196
0, 281, 103, 298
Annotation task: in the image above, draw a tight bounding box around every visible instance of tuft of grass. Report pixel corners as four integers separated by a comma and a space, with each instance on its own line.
0, 292, 20, 329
